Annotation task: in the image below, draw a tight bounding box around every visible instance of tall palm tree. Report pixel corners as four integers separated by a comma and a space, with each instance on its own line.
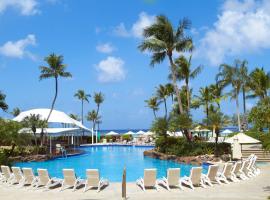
86, 110, 99, 131
22, 114, 42, 146
0, 91, 8, 112
74, 90, 91, 124
248, 67, 270, 99
94, 92, 104, 117
39, 53, 72, 122
156, 84, 169, 118
239, 60, 249, 114
138, 15, 193, 115
217, 60, 242, 131
69, 113, 80, 121
165, 83, 174, 104
194, 86, 211, 123
173, 55, 202, 112
11, 107, 21, 117
145, 96, 160, 119
208, 83, 226, 109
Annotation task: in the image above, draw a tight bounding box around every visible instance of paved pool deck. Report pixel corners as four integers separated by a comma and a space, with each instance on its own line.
0, 164, 270, 200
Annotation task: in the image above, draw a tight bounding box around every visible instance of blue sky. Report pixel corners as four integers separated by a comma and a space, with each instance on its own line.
0, 0, 270, 129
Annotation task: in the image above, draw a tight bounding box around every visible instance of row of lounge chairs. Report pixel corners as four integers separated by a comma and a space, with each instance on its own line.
136, 154, 260, 191
0, 167, 109, 192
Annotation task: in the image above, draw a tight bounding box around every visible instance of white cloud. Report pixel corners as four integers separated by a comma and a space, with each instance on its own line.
113, 12, 155, 38
0, 34, 36, 59
0, 0, 39, 15
96, 43, 115, 54
197, 0, 270, 65
96, 56, 126, 83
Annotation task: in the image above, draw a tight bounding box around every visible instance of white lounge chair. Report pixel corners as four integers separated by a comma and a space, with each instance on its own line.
61, 169, 84, 191
83, 169, 109, 192
21, 168, 38, 187
217, 163, 234, 183
158, 168, 183, 190
180, 167, 206, 190
1, 165, 14, 185
10, 167, 24, 186
250, 155, 260, 176
136, 169, 159, 191
35, 169, 62, 190
231, 162, 242, 182
202, 165, 222, 186
239, 161, 249, 180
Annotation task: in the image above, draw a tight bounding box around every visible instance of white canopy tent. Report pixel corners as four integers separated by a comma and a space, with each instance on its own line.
225, 132, 261, 144
143, 131, 154, 136
124, 131, 135, 135
106, 131, 119, 136
136, 130, 145, 135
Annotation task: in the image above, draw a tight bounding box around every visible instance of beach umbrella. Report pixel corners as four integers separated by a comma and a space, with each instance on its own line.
224, 132, 261, 144
221, 129, 233, 134
106, 131, 119, 136
136, 130, 145, 135
124, 131, 134, 135
144, 131, 154, 136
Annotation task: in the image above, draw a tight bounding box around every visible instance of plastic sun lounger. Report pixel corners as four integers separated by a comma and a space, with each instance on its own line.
61, 169, 84, 192
10, 167, 24, 187
1, 165, 14, 185
231, 162, 242, 182
239, 161, 249, 180
202, 165, 222, 186
250, 155, 260, 176
180, 167, 206, 190
21, 168, 38, 188
217, 163, 234, 184
83, 169, 109, 192
36, 169, 62, 191
136, 169, 159, 191
158, 168, 183, 191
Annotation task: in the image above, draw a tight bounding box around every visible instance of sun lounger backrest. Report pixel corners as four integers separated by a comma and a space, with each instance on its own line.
86, 169, 100, 187
190, 167, 202, 186
167, 168, 180, 186
207, 165, 219, 181
22, 168, 35, 184
144, 169, 156, 187
1, 165, 11, 179
37, 169, 50, 185
63, 169, 76, 185
11, 167, 23, 182
223, 163, 233, 178
233, 162, 241, 174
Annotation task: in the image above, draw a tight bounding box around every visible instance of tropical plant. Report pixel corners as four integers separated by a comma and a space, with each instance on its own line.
138, 15, 193, 115
145, 96, 160, 119
165, 83, 174, 103
193, 86, 211, 123
86, 110, 100, 131
11, 107, 21, 117
69, 113, 80, 121
156, 84, 169, 118
0, 91, 8, 112
74, 89, 91, 124
208, 83, 226, 109
151, 117, 169, 138
172, 55, 202, 112
39, 53, 72, 122
217, 60, 242, 131
248, 67, 270, 99
94, 92, 104, 117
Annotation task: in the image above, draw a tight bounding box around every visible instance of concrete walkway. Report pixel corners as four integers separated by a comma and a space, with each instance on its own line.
0, 165, 270, 200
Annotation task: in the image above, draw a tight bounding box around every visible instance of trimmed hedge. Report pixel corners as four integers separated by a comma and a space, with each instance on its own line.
155, 136, 231, 156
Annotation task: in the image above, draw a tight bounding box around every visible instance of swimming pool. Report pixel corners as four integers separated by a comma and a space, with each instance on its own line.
14, 145, 208, 182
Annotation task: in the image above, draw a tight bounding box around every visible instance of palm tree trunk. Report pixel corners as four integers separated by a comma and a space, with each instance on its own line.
236, 94, 241, 131
81, 100, 84, 124
96, 104, 100, 116
153, 110, 157, 119
164, 98, 167, 119
168, 55, 184, 114
46, 77, 58, 122
242, 88, 246, 114
186, 80, 190, 113
206, 103, 209, 125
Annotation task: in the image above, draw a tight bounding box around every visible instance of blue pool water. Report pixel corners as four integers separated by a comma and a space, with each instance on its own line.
14, 145, 208, 182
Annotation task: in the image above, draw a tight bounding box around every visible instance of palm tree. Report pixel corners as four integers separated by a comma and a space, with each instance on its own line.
239, 60, 249, 114
0, 91, 8, 112
165, 83, 174, 104
194, 86, 211, 123
217, 60, 242, 131
22, 114, 42, 146
39, 53, 72, 122
74, 90, 91, 124
156, 84, 169, 118
208, 83, 226, 109
11, 107, 21, 117
69, 113, 80, 121
248, 67, 270, 99
94, 92, 104, 117
86, 110, 99, 131
173, 55, 202, 112
145, 96, 160, 119
138, 15, 193, 115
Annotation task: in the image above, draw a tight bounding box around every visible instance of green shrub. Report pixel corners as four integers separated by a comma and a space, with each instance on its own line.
155, 136, 231, 156
122, 134, 132, 141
